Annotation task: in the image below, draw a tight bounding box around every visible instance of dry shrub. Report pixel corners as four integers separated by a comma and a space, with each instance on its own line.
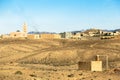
15, 71, 23, 75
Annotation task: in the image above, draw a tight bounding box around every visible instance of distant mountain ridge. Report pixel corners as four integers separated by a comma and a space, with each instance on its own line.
28, 31, 56, 34
28, 29, 120, 34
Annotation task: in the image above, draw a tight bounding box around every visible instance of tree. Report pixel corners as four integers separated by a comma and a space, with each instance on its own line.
16, 30, 20, 32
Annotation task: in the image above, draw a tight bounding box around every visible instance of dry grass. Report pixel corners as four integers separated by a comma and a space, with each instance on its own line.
0, 39, 120, 80
0, 39, 120, 65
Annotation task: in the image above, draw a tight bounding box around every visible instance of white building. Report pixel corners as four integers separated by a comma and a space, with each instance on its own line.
10, 23, 28, 38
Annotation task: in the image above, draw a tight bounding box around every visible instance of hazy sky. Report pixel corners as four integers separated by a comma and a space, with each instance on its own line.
0, 0, 120, 34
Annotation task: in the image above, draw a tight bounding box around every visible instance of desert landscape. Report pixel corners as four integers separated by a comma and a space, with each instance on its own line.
1, 0, 120, 80
0, 39, 120, 80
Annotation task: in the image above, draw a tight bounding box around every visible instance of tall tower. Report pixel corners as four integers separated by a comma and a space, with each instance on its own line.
23, 23, 27, 33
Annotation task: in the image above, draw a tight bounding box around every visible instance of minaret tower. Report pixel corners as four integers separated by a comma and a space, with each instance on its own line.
23, 23, 27, 33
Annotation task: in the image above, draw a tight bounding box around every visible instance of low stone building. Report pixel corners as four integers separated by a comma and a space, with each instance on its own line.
102, 31, 114, 36
71, 33, 81, 39
60, 32, 73, 39
53, 34, 61, 39
65, 32, 72, 39
84, 28, 102, 37
9, 23, 28, 39
113, 31, 120, 36
10, 32, 27, 38
40, 33, 61, 39
27, 34, 40, 39
78, 61, 103, 71
1, 34, 10, 39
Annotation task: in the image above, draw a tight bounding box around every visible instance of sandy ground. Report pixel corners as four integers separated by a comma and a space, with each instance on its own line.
0, 63, 120, 80
0, 39, 120, 80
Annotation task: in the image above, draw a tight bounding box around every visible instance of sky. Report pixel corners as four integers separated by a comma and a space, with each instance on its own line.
0, 0, 120, 34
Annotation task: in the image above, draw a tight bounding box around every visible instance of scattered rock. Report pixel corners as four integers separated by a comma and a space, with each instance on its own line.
114, 68, 120, 73
79, 73, 83, 76
29, 74, 37, 77
67, 74, 74, 77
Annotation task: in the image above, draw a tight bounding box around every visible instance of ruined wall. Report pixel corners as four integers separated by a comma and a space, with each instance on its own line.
40, 34, 61, 39
27, 34, 40, 39
78, 62, 91, 70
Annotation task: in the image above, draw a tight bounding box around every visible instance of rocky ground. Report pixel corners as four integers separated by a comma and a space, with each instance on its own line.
0, 63, 120, 80
0, 39, 120, 80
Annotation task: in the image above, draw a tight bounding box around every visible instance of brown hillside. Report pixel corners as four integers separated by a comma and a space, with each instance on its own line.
0, 39, 120, 66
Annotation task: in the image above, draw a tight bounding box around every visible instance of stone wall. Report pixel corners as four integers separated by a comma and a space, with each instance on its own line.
78, 62, 91, 70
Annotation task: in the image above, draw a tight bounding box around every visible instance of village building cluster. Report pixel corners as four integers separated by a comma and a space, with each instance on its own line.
1, 23, 120, 40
